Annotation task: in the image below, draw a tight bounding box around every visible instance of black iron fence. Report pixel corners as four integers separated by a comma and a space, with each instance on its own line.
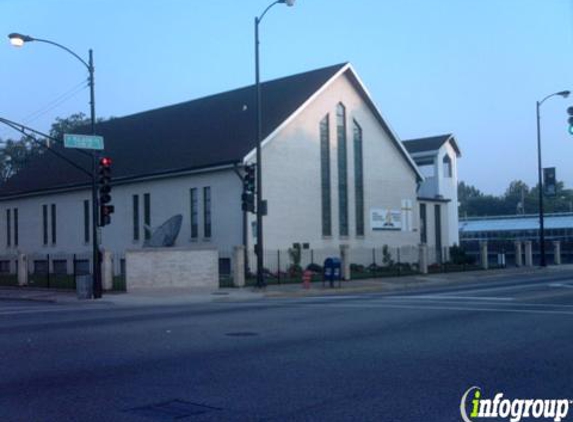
220, 240, 573, 287
0, 252, 126, 291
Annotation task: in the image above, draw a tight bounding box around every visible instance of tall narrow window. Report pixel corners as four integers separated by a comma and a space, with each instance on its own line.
144, 193, 151, 240
337, 103, 348, 236
42, 205, 48, 246
435, 204, 442, 262
190, 188, 198, 239
203, 187, 211, 238
6, 209, 11, 247
83, 200, 90, 243
13, 208, 18, 247
51, 204, 57, 244
320, 115, 331, 236
133, 195, 140, 241
420, 203, 427, 244
353, 120, 364, 236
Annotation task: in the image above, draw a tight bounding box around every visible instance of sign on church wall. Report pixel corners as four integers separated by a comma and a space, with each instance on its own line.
370, 209, 401, 231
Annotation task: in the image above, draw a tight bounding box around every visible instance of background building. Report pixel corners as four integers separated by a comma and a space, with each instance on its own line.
459, 213, 573, 243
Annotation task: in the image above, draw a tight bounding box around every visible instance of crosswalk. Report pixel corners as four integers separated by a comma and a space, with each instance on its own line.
291, 280, 573, 316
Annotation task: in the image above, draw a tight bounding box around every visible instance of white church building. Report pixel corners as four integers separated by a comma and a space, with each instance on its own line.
0, 63, 461, 270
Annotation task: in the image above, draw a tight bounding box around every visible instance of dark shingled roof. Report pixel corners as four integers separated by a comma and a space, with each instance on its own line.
0, 63, 347, 198
402, 134, 461, 156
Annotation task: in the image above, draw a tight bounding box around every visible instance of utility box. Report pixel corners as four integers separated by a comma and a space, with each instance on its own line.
323, 257, 341, 288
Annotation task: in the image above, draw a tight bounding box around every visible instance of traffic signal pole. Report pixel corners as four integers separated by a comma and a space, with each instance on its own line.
535, 90, 570, 268
89, 49, 102, 299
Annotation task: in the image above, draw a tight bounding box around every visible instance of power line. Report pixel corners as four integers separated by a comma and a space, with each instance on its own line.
0, 80, 87, 139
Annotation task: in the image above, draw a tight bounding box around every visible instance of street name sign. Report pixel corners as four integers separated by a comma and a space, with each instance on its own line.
63, 134, 104, 150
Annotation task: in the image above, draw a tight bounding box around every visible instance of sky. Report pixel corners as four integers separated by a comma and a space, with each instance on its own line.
1, 0, 572, 195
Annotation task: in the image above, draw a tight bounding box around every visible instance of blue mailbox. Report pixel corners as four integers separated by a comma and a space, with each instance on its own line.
323, 257, 341, 288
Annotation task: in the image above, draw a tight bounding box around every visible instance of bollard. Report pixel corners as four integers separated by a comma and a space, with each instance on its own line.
17, 253, 28, 286
553, 241, 561, 266
418, 244, 428, 274
524, 241, 533, 267
514, 241, 522, 267
480, 241, 489, 270
102, 250, 113, 291
233, 246, 246, 287
340, 245, 351, 281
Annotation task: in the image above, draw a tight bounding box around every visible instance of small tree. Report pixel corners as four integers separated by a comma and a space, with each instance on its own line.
287, 243, 302, 277
382, 245, 394, 267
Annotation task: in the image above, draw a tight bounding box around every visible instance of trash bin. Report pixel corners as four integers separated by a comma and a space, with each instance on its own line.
323, 257, 341, 288
76, 274, 93, 300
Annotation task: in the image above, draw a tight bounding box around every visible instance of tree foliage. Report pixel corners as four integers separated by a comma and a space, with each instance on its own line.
0, 136, 43, 181
459, 180, 573, 217
0, 113, 105, 182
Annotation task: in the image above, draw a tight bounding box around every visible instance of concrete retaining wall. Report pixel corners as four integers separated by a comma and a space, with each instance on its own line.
126, 247, 218, 290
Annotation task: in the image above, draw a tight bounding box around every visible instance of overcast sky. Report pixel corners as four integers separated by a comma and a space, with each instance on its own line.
1, 0, 572, 195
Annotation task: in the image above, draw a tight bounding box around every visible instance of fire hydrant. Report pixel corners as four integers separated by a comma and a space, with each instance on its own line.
302, 270, 312, 289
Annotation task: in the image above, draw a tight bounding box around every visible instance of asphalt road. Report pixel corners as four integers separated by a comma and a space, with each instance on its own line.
2, 270, 573, 422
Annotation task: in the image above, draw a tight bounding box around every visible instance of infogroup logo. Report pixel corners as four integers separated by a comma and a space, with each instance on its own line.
460, 387, 572, 422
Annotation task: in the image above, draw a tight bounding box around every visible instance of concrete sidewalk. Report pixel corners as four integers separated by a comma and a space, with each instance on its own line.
0, 264, 571, 306
262, 264, 573, 298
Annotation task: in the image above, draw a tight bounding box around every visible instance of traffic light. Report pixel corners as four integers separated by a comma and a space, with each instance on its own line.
98, 157, 114, 226
567, 106, 573, 135
543, 167, 557, 197
242, 164, 256, 213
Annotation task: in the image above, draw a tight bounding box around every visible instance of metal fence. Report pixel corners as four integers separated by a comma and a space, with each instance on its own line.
0, 252, 127, 291
231, 245, 466, 286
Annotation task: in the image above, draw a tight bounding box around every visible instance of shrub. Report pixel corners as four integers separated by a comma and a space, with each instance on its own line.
306, 263, 322, 273
449, 244, 475, 265
350, 263, 365, 272
382, 245, 394, 267
288, 264, 302, 278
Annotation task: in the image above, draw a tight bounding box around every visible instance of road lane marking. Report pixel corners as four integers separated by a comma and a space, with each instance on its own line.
432, 281, 565, 296
549, 283, 573, 288
387, 295, 514, 302
318, 302, 573, 316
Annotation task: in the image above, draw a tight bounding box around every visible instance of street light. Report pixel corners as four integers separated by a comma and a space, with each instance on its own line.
8, 32, 102, 298
536, 90, 570, 267
254, 0, 295, 288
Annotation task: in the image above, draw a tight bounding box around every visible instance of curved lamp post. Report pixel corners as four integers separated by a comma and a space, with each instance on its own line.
8, 32, 102, 298
536, 90, 570, 267
254, 0, 295, 288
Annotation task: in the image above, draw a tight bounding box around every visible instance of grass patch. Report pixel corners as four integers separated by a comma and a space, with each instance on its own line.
27, 275, 76, 289
0, 274, 18, 287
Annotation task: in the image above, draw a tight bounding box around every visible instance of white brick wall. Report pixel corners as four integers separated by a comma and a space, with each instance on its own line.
126, 247, 218, 290
249, 72, 420, 250
0, 168, 243, 256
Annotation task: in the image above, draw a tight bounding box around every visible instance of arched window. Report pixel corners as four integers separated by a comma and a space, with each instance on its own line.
443, 154, 452, 178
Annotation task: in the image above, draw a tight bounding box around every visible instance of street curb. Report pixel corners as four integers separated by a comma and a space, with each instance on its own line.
0, 295, 57, 303
1, 264, 571, 305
